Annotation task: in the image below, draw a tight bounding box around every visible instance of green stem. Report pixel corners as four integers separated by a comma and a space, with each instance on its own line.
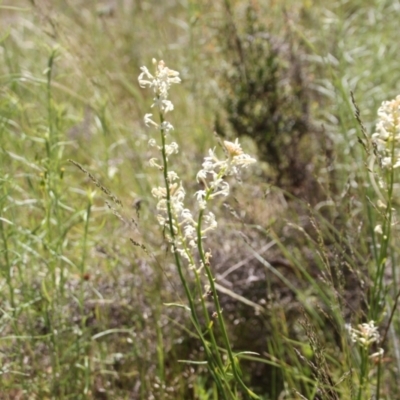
157, 111, 228, 397
79, 198, 92, 327
371, 141, 395, 320
375, 354, 382, 400
356, 348, 368, 400
196, 169, 259, 399
0, 218, 15, 312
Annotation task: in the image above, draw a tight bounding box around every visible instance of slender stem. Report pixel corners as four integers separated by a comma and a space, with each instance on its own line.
172, 207, 225, 370
197, 210, 255, 398
157, 110, 228, 397
158, 111, 198, 324
196, 170, 259, 398
371, 139, 395, 320
0, 218, 15, 312
172, 218, 229, 393
356, 348, 368, 400
375, 355, 382, 400
79, 199, 92, 326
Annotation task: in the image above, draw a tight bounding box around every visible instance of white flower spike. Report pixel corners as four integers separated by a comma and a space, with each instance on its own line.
372, 95, 400, 169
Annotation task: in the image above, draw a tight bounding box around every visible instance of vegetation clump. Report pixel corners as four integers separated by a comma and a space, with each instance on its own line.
1, 1, 400, 399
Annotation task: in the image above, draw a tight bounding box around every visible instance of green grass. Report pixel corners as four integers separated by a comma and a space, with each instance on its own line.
1, 0, 400, 398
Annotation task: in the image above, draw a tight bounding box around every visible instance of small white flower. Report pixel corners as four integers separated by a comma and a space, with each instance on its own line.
194, 138, 256, 210
202, 212, 217, 233
151, 97, 175, 113
195, 190, 206, 203
183, 224, 196, 240
370, 348, 384, 360
156, 199, 167, 212
373, 95, 400, 169
231, 153, 257, 168
156, 60, 181, 88
196, 169, 207, 183
181, 208, 195, 224
224, 139, 244, 157
211, 181, 230, 198
138, 66, 154, 88
177, 247, 190, 261
144, 113, 158, 128
149, 158, 162, 169
172, 184, 185, 202
167, 171, 179, 182
209, 177, 223, 190
139, 59, 181, 100
160, 121, 174, 133
194, 190, 207, 210
156, 215, 166, 225
382, 157, 393, 169
165, 142, 179, 156
374, 224, 383, 235
347, 320, 380, 348
152, 187, 166, 199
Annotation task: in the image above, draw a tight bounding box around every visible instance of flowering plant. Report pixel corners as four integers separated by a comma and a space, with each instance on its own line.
351, 94, 400, 400
372, 95, 400, 170
139, 59, 258, 398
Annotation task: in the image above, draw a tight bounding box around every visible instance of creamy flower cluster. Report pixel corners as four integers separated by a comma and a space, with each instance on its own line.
195, 139, 256, 209
139, 59, 181, 114
347, 320, 380, 349
372, 95, 400, 169
139, 60, 256, 265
